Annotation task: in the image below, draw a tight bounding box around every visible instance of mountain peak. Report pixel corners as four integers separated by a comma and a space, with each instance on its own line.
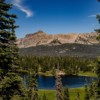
25, 30, 46, 38
34, 30, 46, 35
17, 31, 98, 48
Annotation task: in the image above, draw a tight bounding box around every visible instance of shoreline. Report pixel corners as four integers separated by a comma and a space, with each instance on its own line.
38, 71, 97, 77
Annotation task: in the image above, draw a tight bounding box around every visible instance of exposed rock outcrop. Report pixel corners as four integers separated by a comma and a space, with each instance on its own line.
17, 31, 99, 48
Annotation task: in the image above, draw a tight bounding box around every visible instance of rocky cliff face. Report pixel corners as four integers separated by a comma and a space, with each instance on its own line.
17, 31, 99, 48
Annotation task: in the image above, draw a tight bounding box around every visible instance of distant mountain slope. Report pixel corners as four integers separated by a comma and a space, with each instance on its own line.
17, 31, 98, 48
19, 43, 100, 58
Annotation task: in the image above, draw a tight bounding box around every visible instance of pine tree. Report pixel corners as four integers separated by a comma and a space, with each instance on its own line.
84, 85, 90, 100
64, 87, 70, 100
94, 80, 100, 99
96, 57, 100, 78
76, 92, 80, 100
89, 83, 94, 98
89, 81, 97, 100
27, 58, 38, 100
0, 0, 26, 99
94, 57, 100, 99
94, 0, 100, 99
55, 66, 63, 100
28, 70, 38, 100
42, 93, 48, 100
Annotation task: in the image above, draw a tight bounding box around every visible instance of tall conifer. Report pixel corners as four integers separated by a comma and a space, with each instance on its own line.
95, 0, 100, 99
0, 0, 25, 99
64, 87, 70, 100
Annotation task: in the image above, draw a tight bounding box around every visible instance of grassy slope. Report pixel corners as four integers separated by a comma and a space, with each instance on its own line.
39, 87, 85, 100
11, 87, 85, 100
79, 71, 97, 77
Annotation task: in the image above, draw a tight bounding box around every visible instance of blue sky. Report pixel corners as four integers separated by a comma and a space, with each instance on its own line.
7, 0, 100, 38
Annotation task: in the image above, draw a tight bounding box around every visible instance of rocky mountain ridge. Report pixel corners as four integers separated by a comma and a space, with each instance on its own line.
17, 31, 99, 48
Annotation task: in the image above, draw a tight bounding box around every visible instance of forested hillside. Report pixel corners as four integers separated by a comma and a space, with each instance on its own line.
19, 43, 100, 57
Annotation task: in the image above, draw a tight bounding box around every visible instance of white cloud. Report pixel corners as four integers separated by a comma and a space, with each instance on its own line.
88, 13, 100, 18
12, 0, 33, 17
88, 14, 96, 18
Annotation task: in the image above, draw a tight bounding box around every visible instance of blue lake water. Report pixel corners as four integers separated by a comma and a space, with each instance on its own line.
38, 75, 97, 89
